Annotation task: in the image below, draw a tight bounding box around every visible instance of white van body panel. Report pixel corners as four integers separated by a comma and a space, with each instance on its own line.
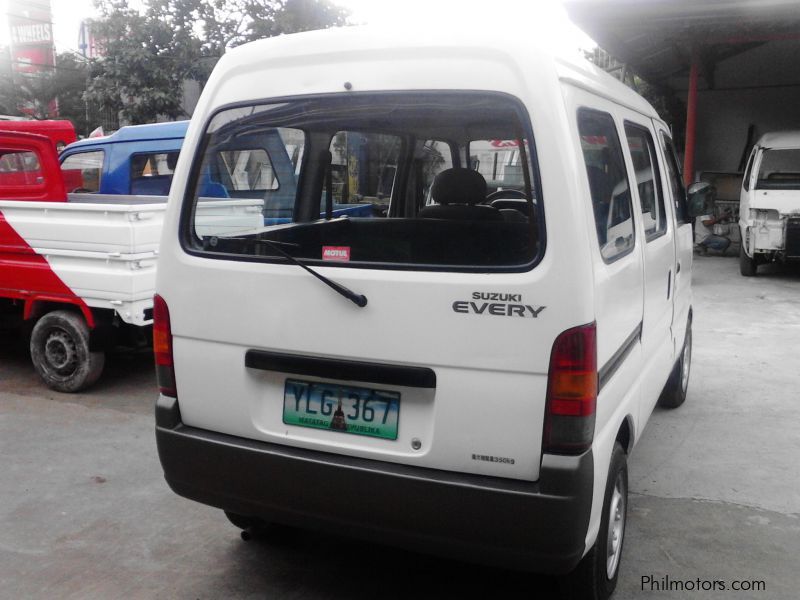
156, 25, 691, 574
162, 29, 603, 483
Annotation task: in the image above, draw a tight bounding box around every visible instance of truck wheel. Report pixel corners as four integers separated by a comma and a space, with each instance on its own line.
739, 245, 758, 276
30, 310, 105, 393
658, 322, 692, 409
559, 443, 627, 600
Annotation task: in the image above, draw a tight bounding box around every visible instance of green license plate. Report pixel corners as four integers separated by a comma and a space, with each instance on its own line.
283, 378, 400, 440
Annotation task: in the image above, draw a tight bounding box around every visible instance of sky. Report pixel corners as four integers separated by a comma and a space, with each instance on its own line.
1, 0, 595, 56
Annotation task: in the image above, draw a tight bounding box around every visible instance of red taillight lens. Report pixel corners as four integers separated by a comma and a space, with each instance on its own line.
153, 294, 176, 397
543, 322, 597, 454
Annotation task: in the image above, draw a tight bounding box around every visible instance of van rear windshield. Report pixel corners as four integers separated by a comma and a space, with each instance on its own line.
184, 92, 542, 271
755, 148, 800, 190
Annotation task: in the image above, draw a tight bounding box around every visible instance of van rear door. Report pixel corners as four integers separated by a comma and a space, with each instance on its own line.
164, 91, 572, 483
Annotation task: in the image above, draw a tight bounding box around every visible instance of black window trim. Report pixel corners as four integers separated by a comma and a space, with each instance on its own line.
577, 106, 637, 265
658, 131, 690, 226
623, 120, 668, 244
178, 90, 547, 275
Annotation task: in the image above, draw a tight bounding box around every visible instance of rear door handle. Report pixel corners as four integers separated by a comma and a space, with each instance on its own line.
676, 261, 681, 273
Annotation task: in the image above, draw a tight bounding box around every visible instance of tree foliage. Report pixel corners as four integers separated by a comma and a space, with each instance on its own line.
0, 49, 91, 133
86, 0, 349, 125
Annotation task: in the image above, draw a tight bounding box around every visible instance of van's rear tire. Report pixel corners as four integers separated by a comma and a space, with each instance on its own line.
658, 323, 691, 409
224, 511, 288, 538
558, 443, 627, 600
224, 511, 261, 530
30, 310, 105, 393
739, 245, 758, 276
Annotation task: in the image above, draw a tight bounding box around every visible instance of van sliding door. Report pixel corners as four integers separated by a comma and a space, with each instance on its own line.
621, 120, 677, 419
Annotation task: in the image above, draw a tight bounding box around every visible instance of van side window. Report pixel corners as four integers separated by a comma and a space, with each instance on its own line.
60, 150, 104, 193
624, 124, 666, 240
578, 109, 635, 262
659, 134, 689, 224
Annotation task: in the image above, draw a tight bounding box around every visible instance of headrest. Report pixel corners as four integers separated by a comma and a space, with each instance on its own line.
431, 168, 487, 205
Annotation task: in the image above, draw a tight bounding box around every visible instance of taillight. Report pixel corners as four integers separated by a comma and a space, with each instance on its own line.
153, 294, 176, 397
543, 322, 597, 454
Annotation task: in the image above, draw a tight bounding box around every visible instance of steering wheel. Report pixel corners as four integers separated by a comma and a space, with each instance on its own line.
486, 189, 528, 202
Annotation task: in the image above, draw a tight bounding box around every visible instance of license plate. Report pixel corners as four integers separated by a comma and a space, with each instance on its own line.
283, 379, 400, 440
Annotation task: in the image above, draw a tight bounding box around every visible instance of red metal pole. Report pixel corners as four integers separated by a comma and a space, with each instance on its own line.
683, 56, 699, 186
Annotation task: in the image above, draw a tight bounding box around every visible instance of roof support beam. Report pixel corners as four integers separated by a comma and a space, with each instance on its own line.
683, 54, 699, 186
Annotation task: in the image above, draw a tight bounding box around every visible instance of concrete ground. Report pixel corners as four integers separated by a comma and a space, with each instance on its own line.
1, 255, 798, 599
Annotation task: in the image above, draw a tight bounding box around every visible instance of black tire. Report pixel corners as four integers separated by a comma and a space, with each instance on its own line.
658, 322, 692, 409
224, 511, 289, 538
224, 511, 261, 530
559, 443, 628, 600
29, 310, 105, 393
739, 245, 758, 276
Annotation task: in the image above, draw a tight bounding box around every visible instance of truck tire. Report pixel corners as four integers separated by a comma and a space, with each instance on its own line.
30, 310, 105, 393
658, 322, 692, 409
739, 245, 758, 276
559, 443, 627, 600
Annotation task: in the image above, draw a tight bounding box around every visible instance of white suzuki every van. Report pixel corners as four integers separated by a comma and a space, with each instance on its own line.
154, 25, 693, 600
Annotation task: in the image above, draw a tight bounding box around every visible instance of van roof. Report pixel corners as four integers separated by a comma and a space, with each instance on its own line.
209, 24, 659, 120
756, 130, 800, 150
67, 120, 189, 150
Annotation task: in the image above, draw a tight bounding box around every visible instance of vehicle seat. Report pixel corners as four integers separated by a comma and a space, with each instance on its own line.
417, 168, 503, 221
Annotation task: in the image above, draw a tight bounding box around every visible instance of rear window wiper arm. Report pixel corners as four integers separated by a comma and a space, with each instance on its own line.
209, 236, 367, 308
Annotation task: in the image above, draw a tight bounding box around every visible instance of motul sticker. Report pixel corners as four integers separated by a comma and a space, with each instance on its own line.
322, 246, 350, 262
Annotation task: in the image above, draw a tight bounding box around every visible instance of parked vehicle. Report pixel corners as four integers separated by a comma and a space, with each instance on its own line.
59, 121, 373, 223
154, 26, 693, 600
0, 131, 263, 392
0, 119, 77, 153
739, 131, 800, 275
59, 121, 189, 196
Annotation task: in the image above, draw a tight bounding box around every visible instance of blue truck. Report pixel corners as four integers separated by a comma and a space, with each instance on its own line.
59, 121, 375, 222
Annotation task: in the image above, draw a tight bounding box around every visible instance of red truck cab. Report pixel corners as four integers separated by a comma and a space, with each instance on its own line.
0, 119, 77, 152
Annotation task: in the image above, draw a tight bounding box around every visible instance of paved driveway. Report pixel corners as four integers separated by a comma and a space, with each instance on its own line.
1, 255, 798, 599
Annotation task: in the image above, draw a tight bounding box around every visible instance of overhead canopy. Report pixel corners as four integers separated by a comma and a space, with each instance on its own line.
564, 0, 800, 89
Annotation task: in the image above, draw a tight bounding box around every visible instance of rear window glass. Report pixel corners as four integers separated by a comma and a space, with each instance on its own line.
130, 152, 179, 195
185, 92, 542, 271
0, 150, 42, 186
60, 150, 104, 193
755, 149, 800, 189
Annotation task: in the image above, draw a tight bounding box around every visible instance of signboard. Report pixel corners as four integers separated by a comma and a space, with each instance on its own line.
7, 0, 58, 117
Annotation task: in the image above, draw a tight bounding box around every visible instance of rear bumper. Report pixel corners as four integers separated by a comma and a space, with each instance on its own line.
155, 396, 593, 574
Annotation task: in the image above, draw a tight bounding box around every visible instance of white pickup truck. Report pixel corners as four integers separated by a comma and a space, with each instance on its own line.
739, 131, 800, 275
0, 130, 262, 391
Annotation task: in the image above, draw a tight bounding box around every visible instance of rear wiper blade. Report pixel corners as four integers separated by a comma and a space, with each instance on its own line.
209, 235, 367, 308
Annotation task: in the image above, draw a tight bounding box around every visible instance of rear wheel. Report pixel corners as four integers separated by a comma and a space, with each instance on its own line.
30, 310, 105, 393
559, 443, 628, 600
739, 245, 758, 276
224, 511, 289, 539
658, 323, 691, 409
